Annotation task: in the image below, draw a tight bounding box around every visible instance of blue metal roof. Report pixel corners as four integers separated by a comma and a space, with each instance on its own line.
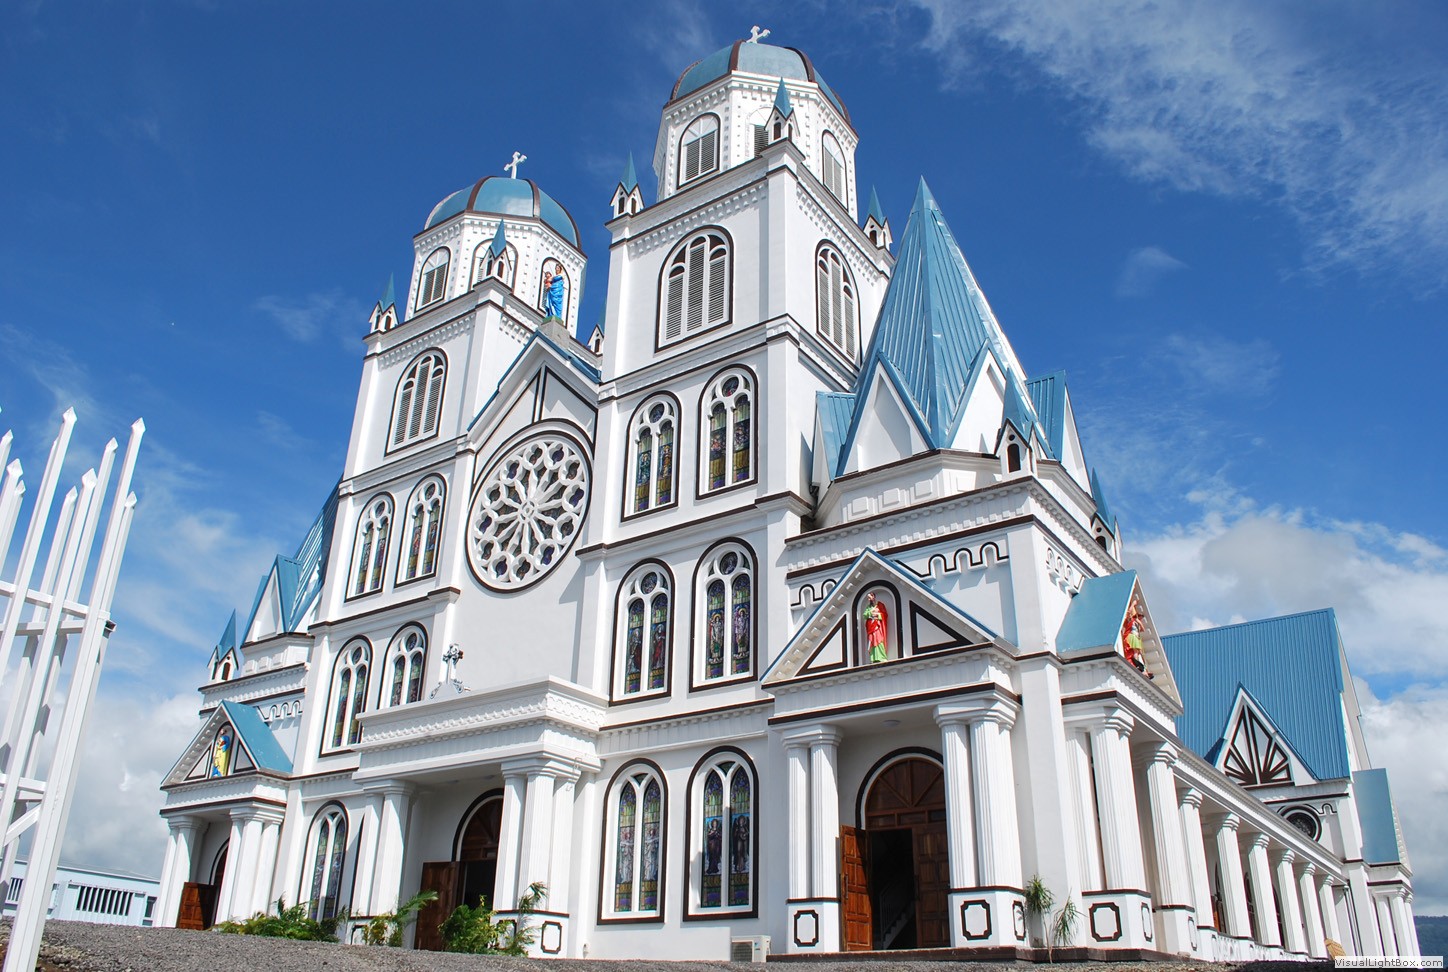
1090, 469, 1117, 534
219, 700, 292, 775
239, 484, 337, 642
378, 273, 395, 310
1057, 570, 1136, 653
671, 42, 848, 119
423, 176, 580, 246
1162, 609, 1351, 781
1002, 372, 1038, 443
620, 152, 639, 191
816, 391, 855, 475
1353, 768, 1404, 865
866, 185, 886, 225
846, 178, 1024, 452
772, 78, 794, 117
215, 611, 237, 655
1026, 371, 1067, 458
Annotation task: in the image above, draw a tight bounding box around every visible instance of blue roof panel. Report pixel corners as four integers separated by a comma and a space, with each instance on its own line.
1057, 570, 1136, 653
816, 391, 855, 478
1162, 609, 1350, 781
220, 700, 292, 775
1353, 768, 1403, 865
1026, 371, 1067, 458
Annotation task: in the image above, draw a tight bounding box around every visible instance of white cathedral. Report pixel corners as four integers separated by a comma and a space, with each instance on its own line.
155, 36, 1420, 961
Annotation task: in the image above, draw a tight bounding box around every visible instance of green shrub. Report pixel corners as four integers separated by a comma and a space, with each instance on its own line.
361, 889, 439, 947
214, 898, 347, 941
439, 882, 545, 955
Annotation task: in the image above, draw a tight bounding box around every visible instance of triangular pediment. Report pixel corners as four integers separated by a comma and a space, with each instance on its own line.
466, 335, 599, 460
163, 700, 291, 788
765, 549, 999, 685
1213, 687, 1316, 787
839, 361, 931, 476
1056, 570, 1183, 710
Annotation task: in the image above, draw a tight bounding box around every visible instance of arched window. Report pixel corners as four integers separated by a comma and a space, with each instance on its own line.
473, 241, 517, 288
678, 114, 720, 186
389, 350, 446, 450
398, 477, 445, 583
350, 494, 393, 596
626, 397, 677, 515
603, 763, 665, 919
700, 369, 754, 492
416, 247, 450, 309
615, 563, 672, 698
695, 542, 754, 685
537, 258, 568, 318
659, 230, 729, 346
325, 640, 370, 751
382, 625, 427, 708
690, 751, 755, 915
821, 131, 846, 202
815, 244, 858, 360
304, 803, 349, 921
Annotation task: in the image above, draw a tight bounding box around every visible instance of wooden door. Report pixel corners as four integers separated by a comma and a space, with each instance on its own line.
176, 882, 215, 930
413, 861, 459, 951
841, 826, 873, 951
913, 823, 950, 948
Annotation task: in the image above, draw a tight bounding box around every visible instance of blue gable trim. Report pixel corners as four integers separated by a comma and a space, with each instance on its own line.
219, 700, 292, 775
1057, 570, 1136, 653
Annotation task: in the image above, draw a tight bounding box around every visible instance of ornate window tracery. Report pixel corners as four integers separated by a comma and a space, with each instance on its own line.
350, 494, 393, 596
325, 640, 370, 751
816, 244, 858, 360
416, 247, 450, 309
389, 350, 446, 450
1222, 706, 1294, 787
690, 751, 755, 915
700, 370, 753, 492
659, 231, 730, 346
604, 764, 665, 919
383, 625, 427, 708
678, 114, 720, 186
616, 564, 672, 698
627, 397, 678, 515
304, 804, 349, 921
467, 432, 590, 591
695, 542, 754, 684
398, 477, 445, 583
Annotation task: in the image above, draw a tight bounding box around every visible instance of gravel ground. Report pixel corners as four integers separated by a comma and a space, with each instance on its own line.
0, 921, 1334, 972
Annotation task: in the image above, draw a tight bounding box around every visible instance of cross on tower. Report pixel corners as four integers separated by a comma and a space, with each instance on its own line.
748, 25, 770, 43
505, 151, 527, 179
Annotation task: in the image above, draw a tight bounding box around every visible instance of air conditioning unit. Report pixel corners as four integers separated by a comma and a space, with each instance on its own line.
730, 935, 770, 963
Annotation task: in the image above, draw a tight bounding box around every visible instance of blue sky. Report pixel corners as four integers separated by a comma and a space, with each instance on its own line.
3, 0, 1446, 912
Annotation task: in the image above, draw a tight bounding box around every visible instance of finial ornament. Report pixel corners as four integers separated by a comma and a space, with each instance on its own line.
505, 151, 527, 179
748, 25, 770, 43
429, 644, 472, 697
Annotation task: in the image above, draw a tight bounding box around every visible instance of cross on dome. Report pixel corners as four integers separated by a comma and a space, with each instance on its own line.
504, 151, 527, 179
748, 25, 770, 43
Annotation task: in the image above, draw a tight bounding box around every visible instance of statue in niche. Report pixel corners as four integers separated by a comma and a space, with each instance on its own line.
544, 271, 565, 320
1122, 603, 1153, 679
863, 591, 889, 663
210, 726, 233, 777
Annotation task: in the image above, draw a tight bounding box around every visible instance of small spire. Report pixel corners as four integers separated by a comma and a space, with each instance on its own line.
620, 152, 639, 191
867, 186, 886, 224
489, 220, 508, 257
1090, 469, 1117, 534
217, 610, 238, 653
378, 273, 395, 309
912, 176, 940, 215
772, 78, 794, 117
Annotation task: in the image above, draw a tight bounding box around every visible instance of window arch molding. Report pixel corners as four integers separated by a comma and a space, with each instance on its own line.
611, 560, 675, 701
416, 246, 451, 310
677, 113, 721, 188
473, 240, 517, 289
815, 242, 859, 361
656, 227, 732, 349
623, 393, 681, 518
379, 624, 428, 709
387, 348, 448, 452
396, 475, 446, 585
685, 746, 758, 918
349, 493, 394, 598
690, 538, 758, 689
299, 801, 351, 921
697, 366, 756, 495
600, 759, 667, 923
323, 638, 371, 753
852, 746, 944, 827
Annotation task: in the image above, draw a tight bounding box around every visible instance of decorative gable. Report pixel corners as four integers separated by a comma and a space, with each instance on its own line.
765, 549, 998, 685
1215, 688, 1315, 788
1056, 570, 1183, 710
163, 700, 292, 788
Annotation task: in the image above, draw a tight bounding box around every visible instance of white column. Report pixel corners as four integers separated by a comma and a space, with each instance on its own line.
1375, 894, 1397, 955
1143, 744, 1191, 903
934, 708, 977, 890
1401, 893, 1422, 957
1317, 876, 1343, 949
1089, 712, 1146, 890
1274, 850, 1305, 954
1214, 814, 1251, 940
1298, 864, 1326, 958
494, 766, 527, 911
809, 728, 842, 899
548, 775, 579, 905
1066, 728, 1102, 891
249, 812, 284, 917
214, 813, 246, 921
1388, 892, 1413, 957
1179, 790, 1214, 928
156, 816, 201, 927
1246, 835, 1281, 948
517, 766, 558, 899
785, 740, 810, 899
370, 782, 414, 915
349, 794, 383, 916
969, 699, 1022, 888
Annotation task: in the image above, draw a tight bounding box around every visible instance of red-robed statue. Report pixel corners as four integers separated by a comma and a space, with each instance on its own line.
864, 592, 889, 663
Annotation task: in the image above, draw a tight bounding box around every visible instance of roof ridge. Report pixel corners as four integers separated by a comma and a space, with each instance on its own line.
1162, 607, 1337, 640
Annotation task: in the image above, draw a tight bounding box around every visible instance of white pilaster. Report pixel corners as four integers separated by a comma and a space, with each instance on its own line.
1274, 850, 1305, 955
249, 811, 284, 917
1179, 790, 1214, 934
1375, 894, 1396, 955
1143, 742, 1193, 954
1317, 876, 1343, 950
156, 816, 202, 927
1066, 728, 1102, 892
370, 782, 414, 916
494, 766, 527, 911
548, 776, 578, 907
1388, 892, 1413, 957
1214, 814, 1252, 943
1088, 712, 1146, 890
969, 699, 1022, 889
1298, 863, 1326, 958
785, 740, 810, 900
518, 767, 558, 896
808, 728, 842, 898
933, 707, 976, 890
214, 813, 245, 922
349, 794, 383, 916
1246, 834, 1280, 948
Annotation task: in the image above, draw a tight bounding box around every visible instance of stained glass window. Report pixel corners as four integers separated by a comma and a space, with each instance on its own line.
695, 755, 754, 913
629, 399, 677, 515
384, 627, 427, 708
649, 593, 669, 690
614, 784, 636, 912
609, 768, 664, 918
708, 406, 726, 490
625, 600, 644, 694
325, 641, 370, 751
696, 544, 753, 683
399, 478, 445, 583
705, 579, 725, 679
618, 567, 671, 698
702, 770, 724, 908
307, 806, 348, 921
700, 371, 754, 493
351, 495, 392, 596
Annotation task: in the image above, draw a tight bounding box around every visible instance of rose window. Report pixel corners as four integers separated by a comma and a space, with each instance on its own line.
468, 433, 591, 590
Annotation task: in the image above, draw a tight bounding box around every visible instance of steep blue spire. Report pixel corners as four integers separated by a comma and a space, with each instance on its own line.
773, 78, 794, 117
866, 185, 886, 224
1002, 373, 1036, 440
216, 610, 238, 654
620, 152, 639, 191
851, 177, 1027, 446
1090, 469, 1117, 534
378, 274, 395, 309
489, 220, 508, 257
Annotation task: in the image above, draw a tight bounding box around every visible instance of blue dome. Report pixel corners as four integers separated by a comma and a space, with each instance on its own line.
424, 176, 580, 247
671, 42, 849, 121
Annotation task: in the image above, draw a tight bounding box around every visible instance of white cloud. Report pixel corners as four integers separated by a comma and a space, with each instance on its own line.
903, 0, 1448, 286
1159, 333, 1279, 399
1115, 245, 1186, 298
253, 290, 365, 347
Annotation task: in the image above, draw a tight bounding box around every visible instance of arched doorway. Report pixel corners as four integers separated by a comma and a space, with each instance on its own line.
415, 794, 502, 951
844, 755, 949, 950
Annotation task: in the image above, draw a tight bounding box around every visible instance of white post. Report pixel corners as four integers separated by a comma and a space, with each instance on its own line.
1318, 876, 1343, 950
1274, 850, 1305, 954
1246, 835, 1281, 948
1214, 814, 1252, 941
808, 728, 842, 899
1179, 789, 1215, 929
785, 740, 810, 899
1299, 863, 1327, 958
934, 710, 977, 889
